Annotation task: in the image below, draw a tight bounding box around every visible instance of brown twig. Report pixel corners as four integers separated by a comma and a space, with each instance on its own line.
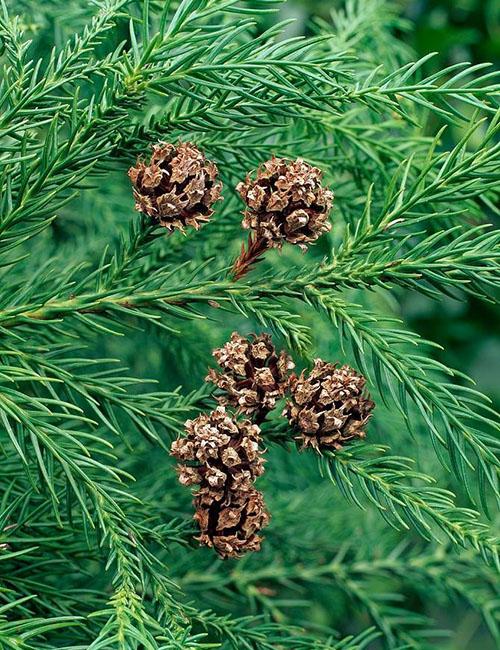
231, 233, 270, 280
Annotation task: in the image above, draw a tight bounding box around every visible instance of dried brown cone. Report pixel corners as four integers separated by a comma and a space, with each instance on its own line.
194, 485, 270, 559
170, 406, 270, 559
206, 332, 294, 422
170, 406, 266, 494
284, 360, 374, 451
128, 141, 222, 232
236, 156, 333, 251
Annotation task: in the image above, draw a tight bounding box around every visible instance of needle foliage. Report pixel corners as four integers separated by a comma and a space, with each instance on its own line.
0, 0, 499, 648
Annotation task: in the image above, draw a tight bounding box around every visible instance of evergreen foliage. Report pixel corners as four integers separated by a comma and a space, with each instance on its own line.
0, 0, 498, 648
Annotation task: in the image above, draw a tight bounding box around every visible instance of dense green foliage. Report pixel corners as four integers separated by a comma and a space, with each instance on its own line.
0, 0, 498, 648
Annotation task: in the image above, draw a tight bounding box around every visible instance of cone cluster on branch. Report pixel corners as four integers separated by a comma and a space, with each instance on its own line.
128, 142, 222, 232
284, 360, 374, 451
140, 144, 372, 558
129, 143, 335, 281
170, 406, 269, 559
237, 157, 334, 251
206, 332, 294, 420
171, 329, 374, 559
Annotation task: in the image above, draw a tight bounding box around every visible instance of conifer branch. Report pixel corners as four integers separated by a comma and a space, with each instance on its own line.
321, 445, 499, 566
1, 0, 499, 646
301, 294, 500, 505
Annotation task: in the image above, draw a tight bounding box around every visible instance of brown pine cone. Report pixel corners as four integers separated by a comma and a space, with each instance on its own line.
128, 141, 222, 231
237, 157, 333, 251
206, 332, 294, 419
284, 360, 374, 451
194, 486, 270, 559
170, 406, 265, 493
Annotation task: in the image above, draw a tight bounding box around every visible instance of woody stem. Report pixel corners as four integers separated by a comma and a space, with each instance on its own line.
231, 234, 270, 281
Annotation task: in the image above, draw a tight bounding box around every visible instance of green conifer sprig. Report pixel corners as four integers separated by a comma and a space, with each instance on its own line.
1, 0, 499, 647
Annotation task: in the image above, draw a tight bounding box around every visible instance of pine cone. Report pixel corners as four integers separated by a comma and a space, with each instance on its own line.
284, 360, 374, 450
237, 157, 333, 250
206, 332, 294, 419
128, 141, 222, 231
194, 486, 270, 559
170, 406, 265, 493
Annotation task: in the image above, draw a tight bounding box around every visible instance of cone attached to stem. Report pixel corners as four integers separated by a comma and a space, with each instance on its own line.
206, 332, 294, 422
170, 406, 270, 559
194, 486, 269, 558
171, 406, 265, 493
284, 360, 374, 451
232, 156, 333, 279
128, 141, 222, 232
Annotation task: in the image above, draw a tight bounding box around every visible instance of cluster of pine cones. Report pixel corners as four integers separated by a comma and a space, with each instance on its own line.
128, 141, 333, 254
170, 333, 374, 559
129, 142, 374, 559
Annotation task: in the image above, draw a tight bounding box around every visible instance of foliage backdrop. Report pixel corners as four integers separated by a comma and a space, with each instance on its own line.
0, 1, 499, 649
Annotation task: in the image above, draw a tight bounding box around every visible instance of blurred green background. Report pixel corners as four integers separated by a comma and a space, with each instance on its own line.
280, 0, 499, 65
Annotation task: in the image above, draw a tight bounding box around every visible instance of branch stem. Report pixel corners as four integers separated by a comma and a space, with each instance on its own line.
231, 233, 270, 280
